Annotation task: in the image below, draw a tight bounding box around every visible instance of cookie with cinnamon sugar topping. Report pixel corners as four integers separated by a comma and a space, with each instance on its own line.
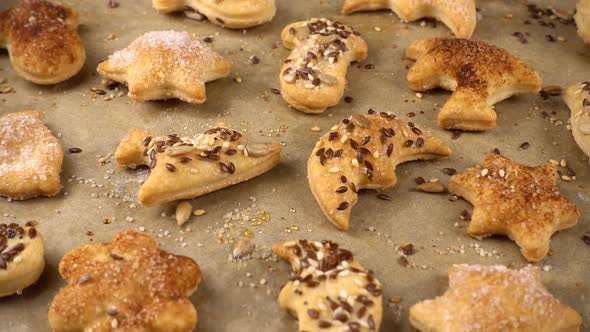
406, 38, 542, 131
48, 230, 202, 332
273, 239, 383, 332
0, 0, 85, 84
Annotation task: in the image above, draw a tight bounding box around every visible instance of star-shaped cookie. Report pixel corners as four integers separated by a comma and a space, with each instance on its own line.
273, 239, 383, 332
153, 0, 276, 29
309, 111, 451, 230
410, 264, 582, 332
280, 18, 368, 114
342, 0, 477, 38
576, 0, 590, 44
97, 30, 232, 104
0, 111, 64, 200
0, 0, 85, 84
406, 38, 543, 131
448, 153, 579, 262
563, 82, 590, 157
115, 126, 282, 206
48, 230, 202, 332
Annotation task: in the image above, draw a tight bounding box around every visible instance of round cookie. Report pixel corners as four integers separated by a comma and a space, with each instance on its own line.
0, 222, 45, 297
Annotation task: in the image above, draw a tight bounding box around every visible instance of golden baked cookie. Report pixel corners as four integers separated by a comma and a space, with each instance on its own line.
449, 152, 579, 262
563, 82, 590, 157
0, 222, 44, 298
48, 230, 202, 332
0, 111, 64, 200
115, 126, 282, 206
406, 38, 543, 131
410, 264, 582, 332
342, 0, 477, 39
0, 0, 85, 84
153, 0, 276, 29
97, 30, 232, 104
575, 0, 590, 44
280, 18, 368, 114
273, 239, 383, 331
309, 111, 451, 230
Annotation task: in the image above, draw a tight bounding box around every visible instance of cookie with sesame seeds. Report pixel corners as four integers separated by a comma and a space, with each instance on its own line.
448, 153, 579, 262
0, 111, 64, 200
273, 239, 383, 332
0, 0, 85, 84
115, 126, 282, 206
279, 18, 368, 114
575, 0, 590, 44
405, 38, 543, 131
308, 111, 451, 230
342, 0, 477, 39
48, 230, 202, 332
97, 30, 232, 104
563, 82, 590, 158
0, 222, 44, 298
152, 0, 276, 29
409, 264, 582, 332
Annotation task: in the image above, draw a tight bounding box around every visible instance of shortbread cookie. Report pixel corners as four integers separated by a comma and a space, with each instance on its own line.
309, 111, 451, 230
97, 30, 232, 104
0, 222, 44, 297
273, 239, 383, 331
48, 230, 201, 332
406, 38, 542, 131
0, 0, 85, 84
576, 0, 590, 44
410, 264, 582, 332
280, 18, 368, 114
449, 153, 579, 262
0, 111, 64, 200
342, 0, 477, 39
153, 0, 276, 29
563, 82, 590, 157
115, 126, 282, 206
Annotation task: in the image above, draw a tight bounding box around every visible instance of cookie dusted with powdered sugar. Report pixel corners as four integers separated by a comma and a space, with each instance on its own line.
273, 239, 383, 331
97, 30, 232, 104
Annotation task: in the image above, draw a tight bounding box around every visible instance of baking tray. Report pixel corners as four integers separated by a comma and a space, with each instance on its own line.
0, 0, 588, 331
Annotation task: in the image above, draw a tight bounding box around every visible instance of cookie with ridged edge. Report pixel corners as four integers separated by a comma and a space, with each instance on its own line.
308, 111, 451, 230
406, 38, 542, 131
273, 239, 383, 332
448, 152, 579, 262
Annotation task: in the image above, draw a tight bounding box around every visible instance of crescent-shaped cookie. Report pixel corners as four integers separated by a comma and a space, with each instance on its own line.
409, 264, 582, 332
48, 230, 201, 332
0, 222, 44, 298
342, 0, 477, 39
0, 0, 85, 84
576, 0, 590, 44
115, 126, 282, 206
563, 82, 590, 157
273, 239, 383, 331
448, 152, 579, 262
0, 111, 64, 200
152, 0, 276, 29
308, 111, 451, 230
280, 18, 368, 114
406, 38, 543, 131
97, 30, 232, 104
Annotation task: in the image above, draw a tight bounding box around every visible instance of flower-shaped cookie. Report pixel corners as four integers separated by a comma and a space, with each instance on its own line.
342, 0, 477, 38
410, 264, 582, 332
0, 0, 85, 84
449, 153, 579, 262
406, 38, 542, 131
97, 30, 232, 104
273, 239, 383, 331
48, 230, 202, 332
309, 111, 451, 230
